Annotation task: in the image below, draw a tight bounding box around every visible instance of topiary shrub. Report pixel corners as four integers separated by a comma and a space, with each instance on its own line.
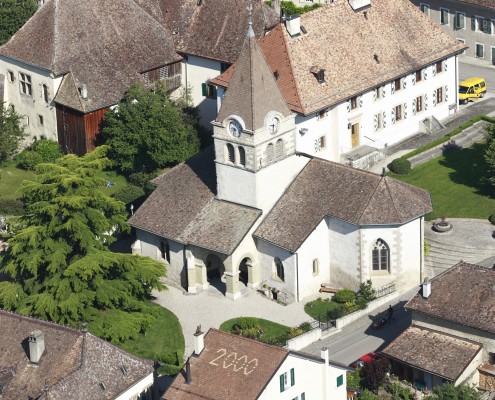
0, 198, 26, 215
333, 288, 356, 304
389, 158, 411, 175
16, 150, 43, 170
32, 139, 62, 163
489, 214, 495, 225
113, 184, 145, 206
299, 322, 312, 332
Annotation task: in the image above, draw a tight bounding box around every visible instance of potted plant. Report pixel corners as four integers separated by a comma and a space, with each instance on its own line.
262, 284, 271, 298
433, 216, 453, 232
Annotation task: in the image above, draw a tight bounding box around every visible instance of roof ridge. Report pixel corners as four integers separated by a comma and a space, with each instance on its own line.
52, 0, 59, 71
356, 172, 385, 225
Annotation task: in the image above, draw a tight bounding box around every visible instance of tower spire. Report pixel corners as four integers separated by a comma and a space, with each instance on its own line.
247, 2, 254, 37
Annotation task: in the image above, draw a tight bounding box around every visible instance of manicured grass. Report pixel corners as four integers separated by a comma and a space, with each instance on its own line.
0, 160, 37, 200
304, 298, 341, 321
108, 302, 184, 362
94, 169, 129, 197
220, 317, 290, 341
391, 142, 495, 219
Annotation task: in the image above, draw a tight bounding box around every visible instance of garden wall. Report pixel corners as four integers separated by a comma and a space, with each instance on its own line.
335, 291, 399, 330
285, 328, 322, 351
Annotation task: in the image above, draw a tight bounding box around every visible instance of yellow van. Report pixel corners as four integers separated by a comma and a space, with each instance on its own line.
458, 77, 487, 104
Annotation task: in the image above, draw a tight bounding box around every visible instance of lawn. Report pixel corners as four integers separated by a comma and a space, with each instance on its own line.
391, 142, 495, 219
94, 301, 185, 367
304, 298, 341, 321
220, 317, 290, 342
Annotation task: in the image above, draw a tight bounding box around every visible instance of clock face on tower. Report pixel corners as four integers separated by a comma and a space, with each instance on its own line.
268, 117, 279, 134
229, 119, 242, 137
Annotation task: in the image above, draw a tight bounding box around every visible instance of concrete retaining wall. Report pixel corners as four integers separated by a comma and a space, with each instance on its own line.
286, 328, 322, 351
335, 291, 399, 330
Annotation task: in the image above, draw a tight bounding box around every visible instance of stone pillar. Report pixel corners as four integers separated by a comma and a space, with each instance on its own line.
225, 271, 241, 300
186, 251, 197, 293
197, 264, 209, 290
247, 261, 260, 289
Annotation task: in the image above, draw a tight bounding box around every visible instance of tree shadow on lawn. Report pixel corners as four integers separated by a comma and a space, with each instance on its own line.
438, 142, 492, 197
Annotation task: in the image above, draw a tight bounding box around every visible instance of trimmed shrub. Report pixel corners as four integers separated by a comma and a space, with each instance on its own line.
32, 139, 62, 163
327, 305, 346, 320
0, 198, 25, 215
333, 288, 356, 304
389, 158, 411, 175
113, 184, 145, 206
358, 280, 376, 303
16, 150, 43, 170
299, 322, 312, 332
489, 214, 495, 225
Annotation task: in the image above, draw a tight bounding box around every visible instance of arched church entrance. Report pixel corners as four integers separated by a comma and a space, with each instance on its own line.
239, 257, 251, 286
205, 254, 226, 294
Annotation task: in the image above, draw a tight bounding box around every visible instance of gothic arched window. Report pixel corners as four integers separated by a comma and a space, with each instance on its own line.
227, 143, 235, 163
275, 257, 285, 282
275, 139, 284, 159
372, 239, 390, 272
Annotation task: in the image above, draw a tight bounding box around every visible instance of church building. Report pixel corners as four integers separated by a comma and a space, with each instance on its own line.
129, 14, 433, 303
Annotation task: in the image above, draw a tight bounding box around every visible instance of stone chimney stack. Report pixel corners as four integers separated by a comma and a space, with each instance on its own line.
28, 330, 45, 364
193, 325, 204, 355
285, 14, 301, 37
422, 277, 431, 299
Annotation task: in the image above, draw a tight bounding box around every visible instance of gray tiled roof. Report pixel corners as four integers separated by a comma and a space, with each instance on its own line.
406, 262, 495, 334
0, 309, 152, 399
213, 0, 466, 115
0, 0, 181, 113
254, 158, 432, 252
129, 148, 261, 255
161, 0, 279, 63
216, 23, 290, 131
457, 0, 495, 10
382, 325, 482, 381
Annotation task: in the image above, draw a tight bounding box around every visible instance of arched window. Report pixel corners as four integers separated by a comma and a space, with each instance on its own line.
275, 139, 284, 159
227, 143, 235, 163
275, 257, 285, 282
238, 146, 246, 167
372, 239, 390, 272
160, 240, 170, 263
266, 143, 274, 163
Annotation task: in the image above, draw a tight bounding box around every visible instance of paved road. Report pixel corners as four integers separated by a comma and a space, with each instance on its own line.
303, 291, 415, 366
459, 60, 495, 91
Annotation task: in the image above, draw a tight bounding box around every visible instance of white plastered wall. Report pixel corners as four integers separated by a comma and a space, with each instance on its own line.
295, 219, 331, 301
181, 54, 222, 127
259, 353, 348, 400
0, 56, 62, 146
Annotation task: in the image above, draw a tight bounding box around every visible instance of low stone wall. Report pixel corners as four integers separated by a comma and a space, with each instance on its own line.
335, 291, 399, 330
286, 328, 322, 351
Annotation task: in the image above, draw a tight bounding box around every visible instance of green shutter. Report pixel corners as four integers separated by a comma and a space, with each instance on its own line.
486, 19, 492, 34
280, 374, 285, 392
290, 368, 295, 386
337, 374, 344, 387
301, 393, 306, 400
471, 16, 476, 31
201, 83, 207, 96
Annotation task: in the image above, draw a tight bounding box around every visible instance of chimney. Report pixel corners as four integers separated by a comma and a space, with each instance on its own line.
28, 330, 45, 364
321, 347, 329, 365
193, 325, 204, 355
310, 66, 325, 84
422, 277, 431, 299
285, 14, 301, 37
185, 360, 191, 384
349, 0, 371, 11
79, 83, 88, 100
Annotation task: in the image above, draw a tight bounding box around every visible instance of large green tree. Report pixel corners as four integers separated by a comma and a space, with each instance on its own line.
0, 146, 166, 341
0, 0, 38, 45
0, 102, 26, 164
101, 82, 200, 174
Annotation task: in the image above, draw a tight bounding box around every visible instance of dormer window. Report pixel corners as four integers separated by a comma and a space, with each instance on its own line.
310, 66, 325, 84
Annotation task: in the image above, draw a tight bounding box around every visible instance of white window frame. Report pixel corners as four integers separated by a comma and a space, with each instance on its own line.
473, 15, 483, 32
476, 42, 484, 58
491, 46, 495, 65
312, 259, 319, 276
440, 8, 449, 26
455, 12, 466, 30
420, 3, 430, 16
395, 104, 402, 122
457, 38, 466, 54
19, 72, 32, 96
416, 95, 423, 113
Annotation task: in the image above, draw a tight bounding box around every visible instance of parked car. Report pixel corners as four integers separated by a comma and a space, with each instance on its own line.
458, 77, 486, 104
350, 352, 381, 369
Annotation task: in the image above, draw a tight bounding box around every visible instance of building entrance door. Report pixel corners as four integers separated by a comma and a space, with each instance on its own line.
351, 123, 359, 147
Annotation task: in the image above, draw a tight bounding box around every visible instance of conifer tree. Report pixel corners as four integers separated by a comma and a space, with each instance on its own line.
0, 146, 166, 341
